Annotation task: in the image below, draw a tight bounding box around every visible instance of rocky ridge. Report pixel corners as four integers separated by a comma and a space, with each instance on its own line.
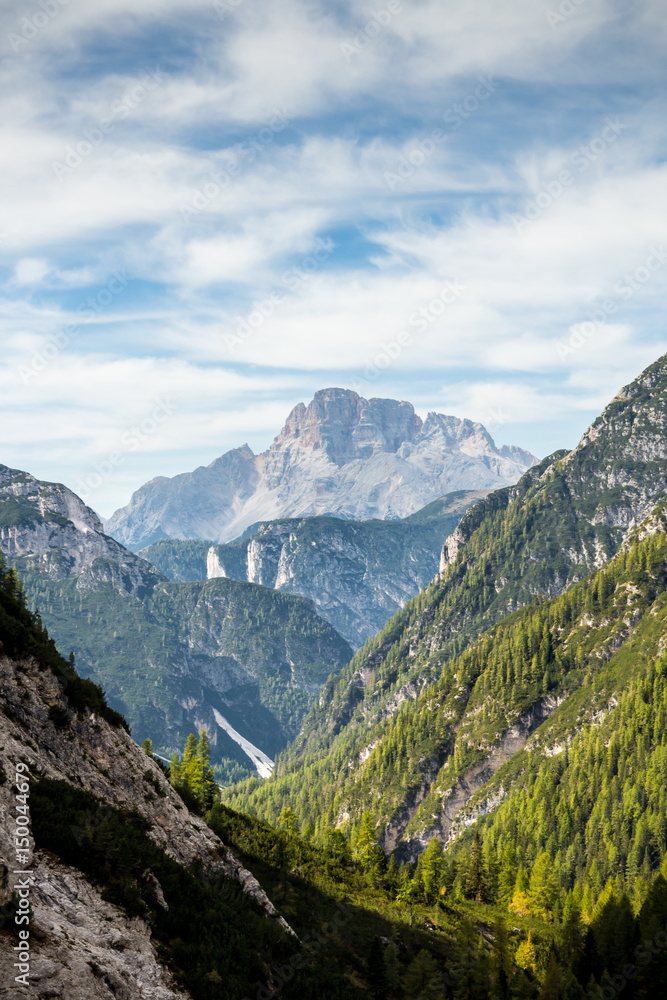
0, 466, 161, 596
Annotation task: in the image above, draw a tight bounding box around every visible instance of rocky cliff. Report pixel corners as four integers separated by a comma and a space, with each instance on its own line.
106, 389, 538, 548
0, 466, 160, 596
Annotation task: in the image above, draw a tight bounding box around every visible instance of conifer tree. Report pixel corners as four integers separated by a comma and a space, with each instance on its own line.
498, 845, 518, 907
529, 853, 559, 920
182, 732, 198, 784
193, 729, 216, 809
366, 937, 388, 1000
279, 806, 298, 839
466, 830, 486, 902
420, 837, 444, 904
402, 949, 440, 999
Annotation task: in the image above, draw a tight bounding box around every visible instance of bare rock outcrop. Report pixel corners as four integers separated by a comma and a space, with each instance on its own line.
0, 651, 293, 999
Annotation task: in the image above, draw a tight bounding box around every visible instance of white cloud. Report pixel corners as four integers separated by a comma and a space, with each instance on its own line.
1, 0, 666, 512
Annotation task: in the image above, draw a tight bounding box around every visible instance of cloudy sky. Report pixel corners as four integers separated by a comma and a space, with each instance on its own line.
1, 0, 666, 517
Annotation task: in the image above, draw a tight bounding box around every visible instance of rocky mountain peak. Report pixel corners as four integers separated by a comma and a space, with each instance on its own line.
0, 464, 161, 592
105, 388, 538, 547
0, 464, 103, 535
272, 388, 423, 466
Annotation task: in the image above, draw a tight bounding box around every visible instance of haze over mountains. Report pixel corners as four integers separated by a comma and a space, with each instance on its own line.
106, 388, 538, 549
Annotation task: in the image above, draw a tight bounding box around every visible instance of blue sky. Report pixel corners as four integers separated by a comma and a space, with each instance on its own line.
1, 0, 666, 516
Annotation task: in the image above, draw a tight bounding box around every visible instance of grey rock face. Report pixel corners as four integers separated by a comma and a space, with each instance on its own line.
0, 652, 292, 1000
106, 388, 538, 549
0, 465, 162, 596
437, 353, 667, 587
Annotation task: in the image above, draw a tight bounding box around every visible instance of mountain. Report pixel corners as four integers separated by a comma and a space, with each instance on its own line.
139, 491, 489, 648
105, 388, 538, 549
0, 464, 352, 781
223, 354, 667, 866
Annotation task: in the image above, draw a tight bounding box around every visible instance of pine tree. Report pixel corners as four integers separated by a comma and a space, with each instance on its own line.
560, 891, 585, 967
279, 806, 298, 839
466, 830, 486, 902
354, 811, 386, 884
367, 937, 388, 1000
193, 729, 216, 809
538, 955, 562, 1000
420, 837, 444, 904
515, 933, 538, 976
182, 733, 198, 784
529, 853, 559, 920
498, 846, 517, 907
402, 950, 441, 999
491, 918, 511, 999
635, 873, 667, 996
169, 751, 181, 784
141, 738, 154, 758
396, 866, 420, 926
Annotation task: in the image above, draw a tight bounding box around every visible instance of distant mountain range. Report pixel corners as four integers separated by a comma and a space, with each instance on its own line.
105, 388, 538, 549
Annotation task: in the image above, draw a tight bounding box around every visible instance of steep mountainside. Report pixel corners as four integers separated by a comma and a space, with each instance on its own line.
223, 354, 667, 855
0, 466, 352, 780
225, 505, 667, 877
106, 388, 537, 548
0, 564, 294, 1000
140, 492, 488, 647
